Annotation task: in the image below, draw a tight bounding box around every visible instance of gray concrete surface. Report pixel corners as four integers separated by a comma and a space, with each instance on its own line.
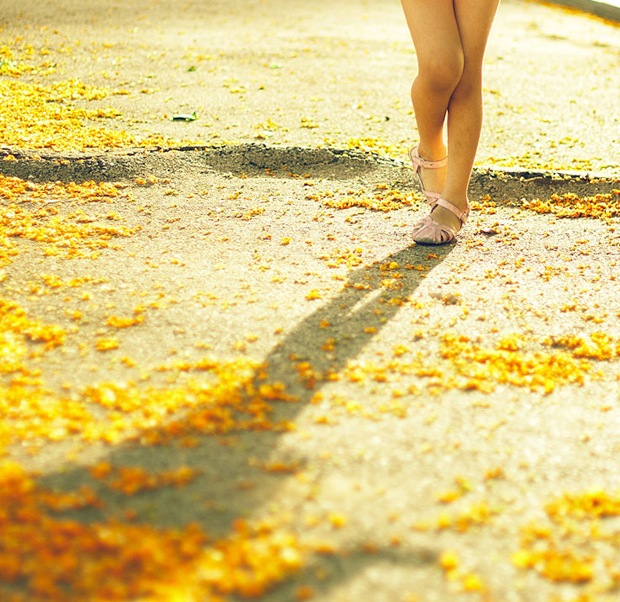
549, 0, 620, 22
0, 0, 619, 601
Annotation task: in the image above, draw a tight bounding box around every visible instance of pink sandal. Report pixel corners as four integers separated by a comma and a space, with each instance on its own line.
412, 197, 470, 245
408, 144, 448, 208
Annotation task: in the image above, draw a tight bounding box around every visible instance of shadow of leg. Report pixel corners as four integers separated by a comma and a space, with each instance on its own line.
6, 243, 454, 601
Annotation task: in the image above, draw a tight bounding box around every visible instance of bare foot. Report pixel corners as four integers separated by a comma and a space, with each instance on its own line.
429, 202, 466, 233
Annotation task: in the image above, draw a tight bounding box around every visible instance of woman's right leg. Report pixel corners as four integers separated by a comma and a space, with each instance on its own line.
441, 0, 500, 210
401, 0, 464, 195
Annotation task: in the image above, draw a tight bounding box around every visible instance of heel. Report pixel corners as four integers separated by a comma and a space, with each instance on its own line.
408, 144, 447, 207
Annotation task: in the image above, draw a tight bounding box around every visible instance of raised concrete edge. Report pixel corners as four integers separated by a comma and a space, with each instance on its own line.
539, 0, 620, 22
1, 145, 617, 207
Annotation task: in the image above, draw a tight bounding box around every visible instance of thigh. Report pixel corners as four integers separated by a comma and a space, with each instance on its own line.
401, 0, 462, 74
453, 0, 500, 69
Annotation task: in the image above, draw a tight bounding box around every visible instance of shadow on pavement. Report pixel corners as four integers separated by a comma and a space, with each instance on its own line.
32, 242, 453, 598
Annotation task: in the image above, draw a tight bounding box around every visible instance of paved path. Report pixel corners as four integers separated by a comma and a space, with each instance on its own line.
0, 1, 619, 601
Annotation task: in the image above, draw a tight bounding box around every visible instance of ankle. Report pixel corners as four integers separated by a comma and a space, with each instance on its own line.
417, 141, 447, 162
439, 190, 469, 209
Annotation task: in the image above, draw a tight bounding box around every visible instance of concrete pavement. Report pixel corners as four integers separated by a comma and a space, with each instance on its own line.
0, 1, 619, 601
549, 0, 620, 22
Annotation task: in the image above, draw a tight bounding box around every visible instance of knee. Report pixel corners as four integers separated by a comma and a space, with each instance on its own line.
451, 63, 483, 101
417, 51, 464, 94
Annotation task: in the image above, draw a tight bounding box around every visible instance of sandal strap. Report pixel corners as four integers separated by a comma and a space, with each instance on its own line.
433, 198, 470, 225
425, 190, 441, 206
409, 145, 447, 206
409, 145, 448, 170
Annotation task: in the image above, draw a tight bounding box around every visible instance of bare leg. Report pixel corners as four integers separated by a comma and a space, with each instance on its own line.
401, 0, 463, 197
439, 0, 499, 231
402, 0, 499, 234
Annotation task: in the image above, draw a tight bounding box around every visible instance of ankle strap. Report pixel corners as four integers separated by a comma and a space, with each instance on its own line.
409, 145, 448, 170
433, 198, 470, 225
